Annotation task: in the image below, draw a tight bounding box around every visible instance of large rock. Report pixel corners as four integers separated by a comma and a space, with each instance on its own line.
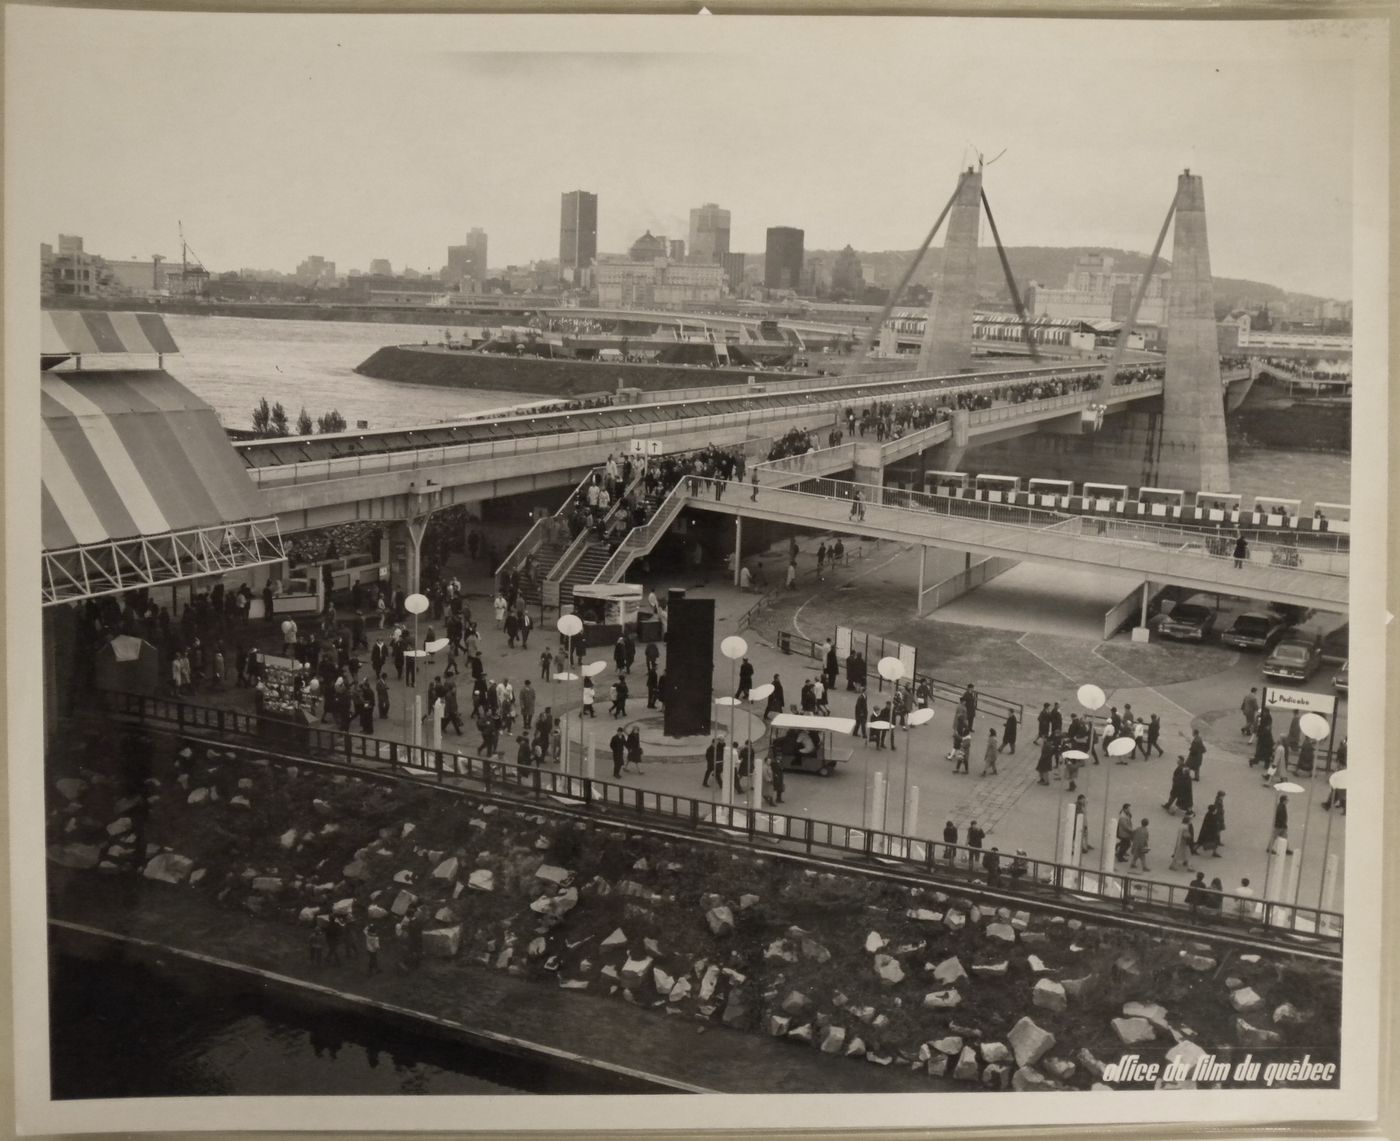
1124, 1001, 1172, 1029
931, 956, 967, 985
873, 953, 904, 987
535, 864, 571, 884
943, 911, 966, 932
1011, 1066, 1053, 1091
985, 922, 1017, 944
982, 1064, 1010, 1090
922, 989, 961, 1010
47, 843, 101, 869
389, 889, 416, 916
530, 886, 579, 919
706, 906, 735, 936
601, 928, 628, 950
332, 898, 356, 916
278, 827, 298, 849
865, 931, 886, 952
1032, 979, 1067, 1012
342, 860, 368, 880
56, 778, 88, 801
1273, 1003, 1311, 1025
980, 1041, 1010, 1064
800, 938, 831, 964
738, 893, 761, 910
1235, 1018, 1283, 1047
1008, 1017, 1056, 1067
721, 990, 749, 1027
907, 908, 942, 923
142, 853, 193, 884
1230, 987, 1265, 1013
668, 977, 693, 1003
780, 990, 809, 1016
972, 960, 1009, 978
1043, 1058, 1076, 1082
765, 1014, 791, 1037
432, 857, 459, 881
1111, 1017, 1157, 1045
932, 1036, 963, 1056
698, 964, 721, 1001
765, 939, 798, 963
620, 956, 654, 987
844, 1037, 866, 1058
467, 869, 495, 892
787, 1023, 813, 1043
1061, 974, 1096, 1001
819, 1026, 846, 1054
187, 789, 211, 806
252, 876, 283, 894
422, 926, 461, 957
1166, 1038, 1209, 1074
106, 817, 133, 837
1076, 1048, 1107, 1078
1026, 955, 1050, 973
954, 1046, 981, 1081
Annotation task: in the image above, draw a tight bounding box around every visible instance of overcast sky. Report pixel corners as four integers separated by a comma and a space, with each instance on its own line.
8, 11, 1382, 298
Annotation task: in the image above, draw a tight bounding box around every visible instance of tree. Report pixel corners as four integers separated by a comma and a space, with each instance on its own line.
317, 409, 347, 434
251, 397, 271, 435
296, 407, 314, 435
269, 402, 290, 436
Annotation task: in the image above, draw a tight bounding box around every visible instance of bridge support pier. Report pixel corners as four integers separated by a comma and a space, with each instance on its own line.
387, 516, 430, 597
925, 409, 970, 473
732, 517, 743, 587
852, 441, 884, 502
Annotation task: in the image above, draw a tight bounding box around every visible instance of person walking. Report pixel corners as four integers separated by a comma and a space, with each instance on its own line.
1185, 871, 1210, 918
610, 676, 629, 718
765, 675, 786, 720
625, 726, 644, 775
980, 728, 999, 777
1163, 758, 1195, 814
1036, 736, 1055, 785
942, 820, 958, 864
703, 737, 722, 788
581, 676, 596, 717
1169, 811, 1197, 872
375, 672, 390, 719
646, 663, 660, 709
1232, 532, 1248, 568
737, 657, 754, 700
1197, 797, 1224, 857
1240, 688, 1260, 740
960, 684, 979, 732
1033, 702, 1051, 745
1128, 818, 1152, 871
767, 750, 785, 805
1145, 713, 1164, 757
1075, 793, 1094, 854
785, 559, 798, 591
1115, 803, 1134, 862
999, 710, 1017, 754
1186, 730, 1207, 782
853, 688, 868, 740
1272, 795, 1290, 851
610, 728, 627, 779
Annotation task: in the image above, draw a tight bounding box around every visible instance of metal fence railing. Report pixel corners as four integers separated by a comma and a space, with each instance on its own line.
93, 689, 1341, 946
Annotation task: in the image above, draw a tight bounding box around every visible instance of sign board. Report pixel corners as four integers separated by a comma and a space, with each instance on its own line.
1264, 686, 1336, 717
629, 439, 664, 456
834, 626, 916, 685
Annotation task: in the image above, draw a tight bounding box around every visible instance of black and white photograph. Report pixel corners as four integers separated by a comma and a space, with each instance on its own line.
3, 7, 1390, 1135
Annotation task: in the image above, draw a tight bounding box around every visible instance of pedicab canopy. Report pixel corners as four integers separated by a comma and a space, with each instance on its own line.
769, 713, 857, 735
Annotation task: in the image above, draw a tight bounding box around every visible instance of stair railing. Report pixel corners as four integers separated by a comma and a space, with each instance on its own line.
592, 480, 690, 585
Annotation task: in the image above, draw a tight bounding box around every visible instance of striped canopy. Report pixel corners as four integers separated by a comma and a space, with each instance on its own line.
42, 370, 266, 552
42, 310, 180, 358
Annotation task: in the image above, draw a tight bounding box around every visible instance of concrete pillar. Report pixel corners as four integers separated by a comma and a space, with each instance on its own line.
388, 516, 430, 597
732, 517, 743, 586
1157, 171, 1230, 491
918, 167, 982, 377
851, 440, 884, 501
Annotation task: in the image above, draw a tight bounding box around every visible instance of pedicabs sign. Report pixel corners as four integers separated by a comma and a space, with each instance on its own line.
1263, 687, 1336, 717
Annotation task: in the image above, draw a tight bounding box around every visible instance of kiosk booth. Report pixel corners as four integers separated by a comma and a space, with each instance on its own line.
569, 583, 645, 646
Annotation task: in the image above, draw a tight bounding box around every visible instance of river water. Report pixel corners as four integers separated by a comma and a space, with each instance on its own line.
159, 314, 1350, 503
48, 951, 609, 1097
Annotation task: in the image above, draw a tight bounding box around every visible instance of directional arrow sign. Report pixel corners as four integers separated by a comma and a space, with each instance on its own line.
1264, 686, 1335, 717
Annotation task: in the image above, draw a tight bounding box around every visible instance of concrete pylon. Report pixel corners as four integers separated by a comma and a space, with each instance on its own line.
918, 166, 982, 377
1157, 170, 1230, 492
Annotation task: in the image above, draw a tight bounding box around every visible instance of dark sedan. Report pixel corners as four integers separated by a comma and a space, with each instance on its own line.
1156, 602, 1216, 642
1263, 635, 1323, 683
1221, 611, 1288, 651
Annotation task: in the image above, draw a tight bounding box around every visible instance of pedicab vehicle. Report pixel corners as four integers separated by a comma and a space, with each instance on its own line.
768, 712, 856, 776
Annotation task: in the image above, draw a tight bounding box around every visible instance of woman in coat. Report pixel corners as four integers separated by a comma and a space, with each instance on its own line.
999, 710, 1018, 754
1196, 800, 1224, 857
581, 676, 596, 717
1169, 812, 1197, 872
1035, 736, 1055, 785
625, 726, 644, 774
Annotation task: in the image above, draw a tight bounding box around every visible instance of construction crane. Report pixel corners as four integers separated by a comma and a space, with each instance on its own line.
177, 221, 209, 296
151, 254, 165, 292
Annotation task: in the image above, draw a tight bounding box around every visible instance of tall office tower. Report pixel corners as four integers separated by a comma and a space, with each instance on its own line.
688, 203, 731, 264
559, 190, 598, 278
464, 228, 488, 282
764, 227, 804, 290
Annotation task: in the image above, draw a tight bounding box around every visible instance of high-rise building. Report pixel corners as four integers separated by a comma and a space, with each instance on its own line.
295, 255, 337, 286
720, 252, 746, 293
764, 227, 804, 290
465, 228, 488, 281
368, 258, 393, 277
629, 230, 668, 261
559, 190, 598, 279
688, 203, 731, 264
831, 245, 865, 296
668, 239, 686, 261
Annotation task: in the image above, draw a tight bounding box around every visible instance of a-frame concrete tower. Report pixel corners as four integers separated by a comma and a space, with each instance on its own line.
1156, 170, 1230, 492
918, 166, 982, 376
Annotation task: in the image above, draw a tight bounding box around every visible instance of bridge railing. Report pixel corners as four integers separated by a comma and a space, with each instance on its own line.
494, 465, 602, 579
718, 478, 1348, 606
593, 482, 690, 585
548, 464, 648, 584
89, 689, 1343, 945
241, 366, 1163, 490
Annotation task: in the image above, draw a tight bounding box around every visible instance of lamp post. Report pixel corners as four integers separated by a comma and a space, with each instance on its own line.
402, 592, 428, 749
556, 614, 584, 771
1075, 683, 1112, 883
580, 659, 608, 778
903, 707, 934, 852
1317, 768, 1347, 921
1270, 780, 1304, 928
1293, 713, 1330, 912
875, 657, 904, 852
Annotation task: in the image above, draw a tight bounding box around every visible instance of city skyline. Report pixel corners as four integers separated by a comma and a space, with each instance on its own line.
11, 12, 1377, 299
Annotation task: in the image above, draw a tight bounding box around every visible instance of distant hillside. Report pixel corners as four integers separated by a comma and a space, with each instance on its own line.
787, 245, 1313, 309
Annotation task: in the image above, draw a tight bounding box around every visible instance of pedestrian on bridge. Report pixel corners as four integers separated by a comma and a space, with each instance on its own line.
1186, 730, 1207, 782
1128, 818, 1152, 871
1169, 812, 1197, 872
1233, 533, 1248, 568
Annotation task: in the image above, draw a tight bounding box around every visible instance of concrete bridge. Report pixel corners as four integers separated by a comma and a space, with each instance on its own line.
595, 475, 1348, 613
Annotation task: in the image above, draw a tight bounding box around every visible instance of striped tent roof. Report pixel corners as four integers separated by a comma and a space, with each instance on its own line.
42, 310, 180, 357
41, 370, 266, 552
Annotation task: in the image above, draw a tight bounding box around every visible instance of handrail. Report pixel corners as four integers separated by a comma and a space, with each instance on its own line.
548, 464, 647, 585
592, 482, 690, 585
91, 689, 1343, 945
495, 464, 607, 579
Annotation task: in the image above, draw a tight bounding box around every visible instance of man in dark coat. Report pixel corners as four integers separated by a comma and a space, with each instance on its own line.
1033, 702, 1052, 744
610, 728, 627, 778
737, 657, 754, 700
1186, 730, 1207, 782
1163, 758, 1195, 814
854, 688, 868, 739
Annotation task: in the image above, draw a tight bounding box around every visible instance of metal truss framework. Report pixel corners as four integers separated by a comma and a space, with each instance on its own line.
42, 517, 287, 606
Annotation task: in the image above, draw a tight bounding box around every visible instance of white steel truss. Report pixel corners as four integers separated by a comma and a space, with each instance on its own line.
42, 517, 287, 606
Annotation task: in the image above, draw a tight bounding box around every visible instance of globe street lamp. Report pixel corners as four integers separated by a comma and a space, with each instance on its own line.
903, 706, 935, 846
556, 614, 584, 769
1293, 713, 1330, 910
720, 636, 748, 821
1075, 682, 1113, 882
1318, 767, 1347, 920
1270, 780, 1304, 927
872, 657, 905, 850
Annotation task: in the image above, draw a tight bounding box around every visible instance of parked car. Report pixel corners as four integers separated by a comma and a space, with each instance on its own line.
1333, 660, 1349, 693
1156, 600, 1216, 642
1263, 632, 1324, 683
1220, 611, 1288, 652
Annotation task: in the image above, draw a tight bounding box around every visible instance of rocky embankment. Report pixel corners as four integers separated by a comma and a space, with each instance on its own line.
47, 732, 1340, 1092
